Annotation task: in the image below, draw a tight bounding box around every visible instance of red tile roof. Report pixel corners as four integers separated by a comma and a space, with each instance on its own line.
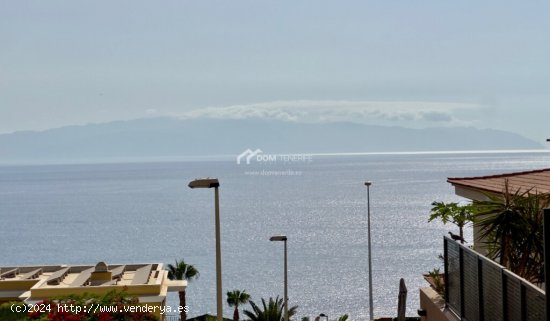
447, 168, 550, 195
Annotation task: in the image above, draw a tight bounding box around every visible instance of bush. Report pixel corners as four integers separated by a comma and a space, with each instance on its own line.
23, 290, 158, 321
0, 302, 28, 321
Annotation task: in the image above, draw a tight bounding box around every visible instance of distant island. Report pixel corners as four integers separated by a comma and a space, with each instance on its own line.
0, 117, 543, 164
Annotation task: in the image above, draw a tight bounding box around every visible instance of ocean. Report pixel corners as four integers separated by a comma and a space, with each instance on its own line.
1, 151, 550, 319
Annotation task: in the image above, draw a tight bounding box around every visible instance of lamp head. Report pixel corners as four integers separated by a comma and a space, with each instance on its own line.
188, 178, 220, 189
364, 181, 372, 186
269, 235, 287, 242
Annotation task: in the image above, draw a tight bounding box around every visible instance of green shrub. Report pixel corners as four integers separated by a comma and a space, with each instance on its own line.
0, 302, 27, 321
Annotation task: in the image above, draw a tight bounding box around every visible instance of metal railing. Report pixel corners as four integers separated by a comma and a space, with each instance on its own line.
164, 315, 181, 321
444, 236, 545, 321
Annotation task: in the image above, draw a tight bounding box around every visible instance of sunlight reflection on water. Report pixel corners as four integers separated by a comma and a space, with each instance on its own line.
1, 152, 549, 319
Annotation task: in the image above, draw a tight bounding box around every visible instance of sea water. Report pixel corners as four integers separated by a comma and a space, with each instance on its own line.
1, 151, 549, 319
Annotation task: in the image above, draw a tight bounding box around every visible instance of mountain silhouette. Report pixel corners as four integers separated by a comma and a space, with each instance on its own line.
0, 117, 542, 164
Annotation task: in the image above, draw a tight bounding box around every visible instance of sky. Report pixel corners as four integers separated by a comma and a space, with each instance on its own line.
1, 1, 549, 142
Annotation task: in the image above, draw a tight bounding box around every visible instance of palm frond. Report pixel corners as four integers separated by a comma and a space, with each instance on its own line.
167, 259, 200, 281
243, 296, 298, 321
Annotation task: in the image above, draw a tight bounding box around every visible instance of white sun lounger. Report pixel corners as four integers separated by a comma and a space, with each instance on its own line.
131, 264, 152, 284
46, 267, 70, 285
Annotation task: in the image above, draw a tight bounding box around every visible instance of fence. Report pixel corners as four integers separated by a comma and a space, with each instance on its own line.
444, 236, 545, 321
164, 315, 181, 321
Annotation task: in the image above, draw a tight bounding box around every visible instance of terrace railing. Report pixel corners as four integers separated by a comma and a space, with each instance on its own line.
164, 315, 181, 321
444, 236, 545, 321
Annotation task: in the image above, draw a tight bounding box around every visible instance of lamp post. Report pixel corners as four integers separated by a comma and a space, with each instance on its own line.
270, 235, 288, 321
319, 313, 329, 321
364, 181, 374, 321
189, 178, 222, 321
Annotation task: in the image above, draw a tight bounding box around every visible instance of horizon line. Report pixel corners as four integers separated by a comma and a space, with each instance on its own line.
1, 149, 550, 167
309, 149, 550, 157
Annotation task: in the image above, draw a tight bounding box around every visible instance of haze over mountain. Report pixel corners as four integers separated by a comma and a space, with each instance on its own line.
0, 117, 542, 164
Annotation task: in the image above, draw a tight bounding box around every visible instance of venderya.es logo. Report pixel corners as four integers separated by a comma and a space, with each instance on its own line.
236, 148, 313, 165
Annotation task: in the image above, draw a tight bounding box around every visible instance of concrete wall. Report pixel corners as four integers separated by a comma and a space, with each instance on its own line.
418, 287, 459, 321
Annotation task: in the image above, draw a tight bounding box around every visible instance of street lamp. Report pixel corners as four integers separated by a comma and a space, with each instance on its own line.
189, 178, 223, 321
270, 235, 288, 321
319, 313, 329, 321
364, 181, 374, 321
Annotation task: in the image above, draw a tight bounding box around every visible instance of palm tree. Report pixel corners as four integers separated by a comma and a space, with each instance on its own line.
167, 259, 200, 321
429, 201, 474, 244
473, 180, 550, 282
336, 315, 349, 321
227, 290, 250, 321
243, 296, 298, 321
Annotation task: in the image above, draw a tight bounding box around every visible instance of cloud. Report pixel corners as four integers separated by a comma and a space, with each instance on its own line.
176, 100, 483, 128
419, 111, 454, 122
183, 105, 299, 122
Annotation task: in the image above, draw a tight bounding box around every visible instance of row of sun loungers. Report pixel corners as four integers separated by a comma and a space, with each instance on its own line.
0, 264, 151, 285
0, 268, 42, 280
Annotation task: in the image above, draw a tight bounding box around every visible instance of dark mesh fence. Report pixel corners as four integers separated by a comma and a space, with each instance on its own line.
444, 237, 545, 321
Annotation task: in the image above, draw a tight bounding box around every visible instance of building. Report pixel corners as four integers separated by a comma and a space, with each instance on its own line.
448, 167, 550, 200
0, 262, 186, 320
419, 168, 550, 321
447, 167, 550, 253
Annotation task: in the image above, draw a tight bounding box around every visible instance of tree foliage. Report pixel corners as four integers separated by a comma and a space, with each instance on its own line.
23, 290, 158, 321
429, 201, 474, 243
0, 302, 26, 321
430, 179, 550, 283
167, 259, 199, 321
336, 315, 349, 321
167, 260, 200, 282
227, 290, 251, 321
472, 181, 549, 283
243, 297, 297, 321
